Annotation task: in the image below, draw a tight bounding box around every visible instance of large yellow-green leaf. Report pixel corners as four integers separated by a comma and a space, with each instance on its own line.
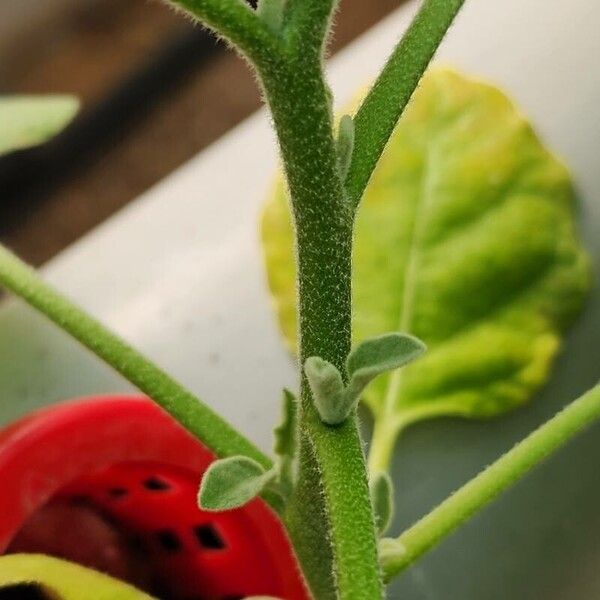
260, 69, 590, 471
0, 95, 78, 156
0, 554, 154, 599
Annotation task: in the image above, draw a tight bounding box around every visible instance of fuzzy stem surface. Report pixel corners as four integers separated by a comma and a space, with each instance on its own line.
382, 382, 600, 581
260, 50, 383, 598
346, 0, 465, 208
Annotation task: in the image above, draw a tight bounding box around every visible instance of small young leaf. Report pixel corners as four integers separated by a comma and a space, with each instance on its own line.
337, 114, 355, 180
370, 471, 394, 535
273, 389, 298, 496
347, 333, 426, 392
274, 388, 298, 458
304, 356, 348, 425
198, 456, 275, 511
257, 0, 285, 32
0, 96, 79, 156
0, 553, 154, 599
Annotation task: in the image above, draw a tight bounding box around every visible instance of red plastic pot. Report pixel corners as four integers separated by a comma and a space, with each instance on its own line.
0, 395, 309, 600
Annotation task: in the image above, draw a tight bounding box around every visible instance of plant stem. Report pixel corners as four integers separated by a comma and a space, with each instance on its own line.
168, 0, 282, 63
369, 419, 399, 474
381, 381, 600, 581
346, 0, 465, 207
0, 246, 274, 472
260, 51, 383, 597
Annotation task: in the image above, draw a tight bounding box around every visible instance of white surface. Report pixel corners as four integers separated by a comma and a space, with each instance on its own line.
3, 0, 599, 445
1, 2, 599, 596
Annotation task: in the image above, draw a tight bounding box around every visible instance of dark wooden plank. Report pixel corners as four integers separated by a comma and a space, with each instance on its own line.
1, 0, 402, 264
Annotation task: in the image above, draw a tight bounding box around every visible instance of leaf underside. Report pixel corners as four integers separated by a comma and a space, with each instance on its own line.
261, 68, 590, 467
0, 554, 154, 599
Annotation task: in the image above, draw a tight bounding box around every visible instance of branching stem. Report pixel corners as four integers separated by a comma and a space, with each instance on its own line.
168, 0, 282, 62
346, 0, 465, 208
382, 382, 600, 581
260, 53, 382, 598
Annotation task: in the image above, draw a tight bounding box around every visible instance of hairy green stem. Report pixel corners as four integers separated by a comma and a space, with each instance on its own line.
283, 0, 338, 55
260, 50, 383, 597
167, 0, 282, 63
346, 0, 465, 207
0, 246, 273, 472
381, 382, 600, 581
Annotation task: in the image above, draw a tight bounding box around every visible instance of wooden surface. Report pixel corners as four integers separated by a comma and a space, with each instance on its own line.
1, 0, 401, 265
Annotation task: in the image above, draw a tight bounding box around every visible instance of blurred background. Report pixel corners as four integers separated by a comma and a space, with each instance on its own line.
0, 0, 403, 266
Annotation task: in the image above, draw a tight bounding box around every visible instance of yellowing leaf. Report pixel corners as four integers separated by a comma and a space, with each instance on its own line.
0, 95, 78, 156
0, 554, 155, 599
260, 69, 590, 471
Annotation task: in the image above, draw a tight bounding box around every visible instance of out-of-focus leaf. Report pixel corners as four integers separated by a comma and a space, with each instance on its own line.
370, 471, 394, 535
0, 95, 79, 156
0, 553, 154, 599
261, 69, 590, 470
273, 389, 298, 496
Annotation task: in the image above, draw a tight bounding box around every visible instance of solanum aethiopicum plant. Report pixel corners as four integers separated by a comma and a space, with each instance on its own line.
0, 1, 599, 599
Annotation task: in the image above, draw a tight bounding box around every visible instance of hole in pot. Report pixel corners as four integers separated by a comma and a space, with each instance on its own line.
0, 584, 57, 600
193, 524, 225, 550
4, 461, 294, 599
155, 530, 182, 553
107, 487, 128, 499
142, 476, 170, 491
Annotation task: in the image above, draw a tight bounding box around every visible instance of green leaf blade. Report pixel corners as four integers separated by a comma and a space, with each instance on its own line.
262, 69, 590, 471
198, 456, 274, 511
346, 332, 426, 384
0, 96, 79, 156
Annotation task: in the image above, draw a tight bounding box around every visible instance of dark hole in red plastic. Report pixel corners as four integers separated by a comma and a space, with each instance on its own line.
69, 495, 91, 505
0, 584, 54, 600
143, 476, 171, 491
0, 398, 310, 600
108, 487, 128, 499
155, 529, 183, 553
193, 524, 225, 550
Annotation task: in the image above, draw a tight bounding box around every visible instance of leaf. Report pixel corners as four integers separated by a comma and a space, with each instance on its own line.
0, 553, 154, 599
337, 114, 355, 179
257, 0, 285, 31
198, 456, 275, 511
273, 389, 298, 496
346, 332, 426, 391
370, 471, 394, 535
261, 68, 590, 470
274, 389, 298, 458
305, 334, 425, 425
0, 96, 79, 156
304, 356, 347, 425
